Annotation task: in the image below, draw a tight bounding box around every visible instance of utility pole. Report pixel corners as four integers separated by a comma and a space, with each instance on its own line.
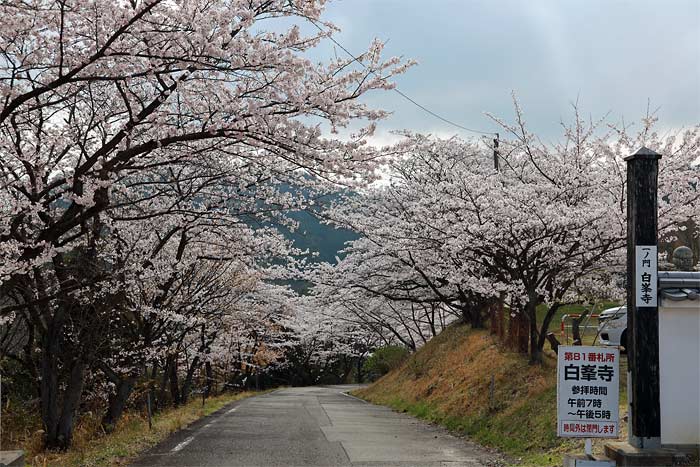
625, 146, 662, 448
493, 133, 500, 171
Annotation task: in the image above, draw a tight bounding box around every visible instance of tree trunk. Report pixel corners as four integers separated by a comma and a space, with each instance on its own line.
204, 362, 213, 398
571, 310, 589, 346
528, 306, 541, 363
537, 304, 561, 352
40, 349, 60, 449
508, 309, 529, 354
101, 376, 136, 432
490, 299, 505, 340
471, 307, 485, 329
356, 356, 363, 384
55, 360, 86, 450
459, 307, 472, 325
157, 359, 170, 409
168, 358, 181, 406
149, 363, 159, 412
40, 315, 63, 449
180, 356, 200, 404
546, 332, 560, 354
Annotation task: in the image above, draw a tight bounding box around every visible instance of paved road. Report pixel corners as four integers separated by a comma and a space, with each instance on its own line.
131, 385, 502, 467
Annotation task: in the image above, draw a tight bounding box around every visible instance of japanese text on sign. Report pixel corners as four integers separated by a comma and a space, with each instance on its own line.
557, 346, 619, 438
635, 245, 657, 307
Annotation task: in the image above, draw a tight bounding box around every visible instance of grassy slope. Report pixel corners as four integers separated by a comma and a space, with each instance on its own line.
19, 391, 262, 467
355, 323, 627, 467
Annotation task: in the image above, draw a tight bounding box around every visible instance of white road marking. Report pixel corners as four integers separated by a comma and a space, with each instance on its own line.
226, 406, 238, 414
340, 391, 368, 404
171, 436, 195, 452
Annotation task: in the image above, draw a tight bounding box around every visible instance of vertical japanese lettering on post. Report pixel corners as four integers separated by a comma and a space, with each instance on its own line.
557, 346, 619, 438
635, 245, 657, 307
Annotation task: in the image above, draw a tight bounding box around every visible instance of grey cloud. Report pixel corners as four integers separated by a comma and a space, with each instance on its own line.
313, 0, 700, 140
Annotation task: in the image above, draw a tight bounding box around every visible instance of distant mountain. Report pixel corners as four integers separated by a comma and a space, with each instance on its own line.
282, 208, 358, 264
266, 190, 359, 294
261, 185, 358, 265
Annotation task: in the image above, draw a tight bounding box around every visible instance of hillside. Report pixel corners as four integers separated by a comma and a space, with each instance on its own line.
249, 186, 359, 293
354, 323, 628, 467
282, 208, 358, 265
274, 207, 358, 294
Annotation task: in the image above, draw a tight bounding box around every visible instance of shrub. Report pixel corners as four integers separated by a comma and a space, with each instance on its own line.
363, 346, 410, 381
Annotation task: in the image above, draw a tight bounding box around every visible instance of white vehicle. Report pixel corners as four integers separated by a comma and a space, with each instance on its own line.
597, 306, 627, 349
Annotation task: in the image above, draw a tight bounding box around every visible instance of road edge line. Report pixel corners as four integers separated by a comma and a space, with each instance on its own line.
171, 436, 195, 452
340, 391, 369, 404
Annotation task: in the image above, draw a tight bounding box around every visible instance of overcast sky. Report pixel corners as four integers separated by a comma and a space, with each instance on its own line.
305, 0, 700, 144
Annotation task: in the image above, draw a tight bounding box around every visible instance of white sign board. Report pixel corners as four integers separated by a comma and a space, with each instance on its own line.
635, 245, 657, 307
557, 346, 619, 438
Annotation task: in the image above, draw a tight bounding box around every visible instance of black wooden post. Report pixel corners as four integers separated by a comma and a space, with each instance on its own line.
625, 146, 662, 447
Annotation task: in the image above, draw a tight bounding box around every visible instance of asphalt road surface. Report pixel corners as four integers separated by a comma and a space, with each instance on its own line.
131, 385, 502, 467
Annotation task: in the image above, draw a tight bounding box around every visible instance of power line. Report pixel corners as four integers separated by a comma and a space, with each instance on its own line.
392, 86, 496, 136
310, 20, 497, 137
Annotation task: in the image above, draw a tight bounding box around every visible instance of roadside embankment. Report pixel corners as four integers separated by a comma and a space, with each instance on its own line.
354, 323, 627, 466
11, 390, 262, 467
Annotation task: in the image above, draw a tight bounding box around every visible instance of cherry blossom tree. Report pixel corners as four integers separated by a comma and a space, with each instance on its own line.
0, 0, 411, 449
277, 297, 376, 385
316, 103, 699, 363
310, 256, 462, 351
